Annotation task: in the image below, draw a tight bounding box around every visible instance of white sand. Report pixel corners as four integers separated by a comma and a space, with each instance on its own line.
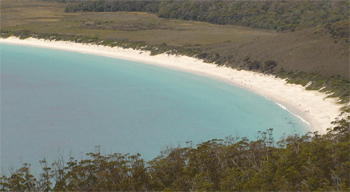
0, 37, 344, 134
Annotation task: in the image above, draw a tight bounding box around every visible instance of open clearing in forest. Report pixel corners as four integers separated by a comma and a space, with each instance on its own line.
1, 0, 276, 46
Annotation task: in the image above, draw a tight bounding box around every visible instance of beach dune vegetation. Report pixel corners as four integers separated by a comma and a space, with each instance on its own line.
263, 60, 277, 72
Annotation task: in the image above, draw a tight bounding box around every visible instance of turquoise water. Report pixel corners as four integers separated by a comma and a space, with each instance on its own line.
1, 44, 307, 174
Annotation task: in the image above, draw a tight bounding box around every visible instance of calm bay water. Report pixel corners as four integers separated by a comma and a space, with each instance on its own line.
1, 44, 307, 174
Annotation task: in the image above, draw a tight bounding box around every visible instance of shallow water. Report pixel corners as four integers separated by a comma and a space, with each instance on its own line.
1, 44, 308, 175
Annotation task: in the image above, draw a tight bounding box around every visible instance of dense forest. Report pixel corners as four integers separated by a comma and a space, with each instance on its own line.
64, 0, 349, 37
1, 116, 349, 191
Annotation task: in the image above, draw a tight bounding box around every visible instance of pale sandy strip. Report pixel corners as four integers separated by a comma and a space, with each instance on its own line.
0, 37, 343, 134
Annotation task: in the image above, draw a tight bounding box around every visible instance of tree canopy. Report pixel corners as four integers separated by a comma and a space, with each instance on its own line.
1, 116, 349, 191
65, 0, 349, 34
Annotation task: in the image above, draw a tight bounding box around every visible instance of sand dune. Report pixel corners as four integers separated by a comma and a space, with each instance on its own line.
0, 37, 343, 134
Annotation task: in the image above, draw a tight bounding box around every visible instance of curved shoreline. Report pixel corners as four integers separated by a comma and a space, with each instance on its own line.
0, 37, 342, 134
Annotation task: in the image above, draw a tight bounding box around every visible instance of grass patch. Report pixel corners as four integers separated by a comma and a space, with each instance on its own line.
1, 1, 277, 46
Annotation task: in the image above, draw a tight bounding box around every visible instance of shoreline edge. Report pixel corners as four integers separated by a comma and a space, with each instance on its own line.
0, 37, 343, 134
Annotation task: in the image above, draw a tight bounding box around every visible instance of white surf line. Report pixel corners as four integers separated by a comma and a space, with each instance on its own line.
276, 103, 311, 126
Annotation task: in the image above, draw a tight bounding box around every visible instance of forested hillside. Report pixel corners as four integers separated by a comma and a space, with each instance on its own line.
1, 117, 349, 191
66, 0, 349, 36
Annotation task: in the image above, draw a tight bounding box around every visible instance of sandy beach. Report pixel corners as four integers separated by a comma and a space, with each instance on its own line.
0, 37, 343, 134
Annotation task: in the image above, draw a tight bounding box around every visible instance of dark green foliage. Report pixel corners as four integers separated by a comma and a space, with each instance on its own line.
325, 20, 350, 41
42, 0, 67, 2
0, 30, 14, 38
247, 60, 261, 70
263, 60, 277, 72
0, 163, 37, 191
66, 0, 349, 33
65, 0, 160, 13
1, 119, 349, 191
241, 58, 278, 73
51, 151, 151, 191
